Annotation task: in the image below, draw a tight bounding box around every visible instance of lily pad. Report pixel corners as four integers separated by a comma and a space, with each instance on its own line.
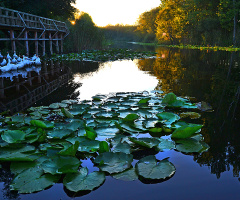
94, 152, 133, 174
2, 130, 26, 143
63, 167, 105, 192
129, 137, 160, 149
171, 124, 203, 139
136, 155, 175, 180
41, 156, 81, 174
10, 167, 60, 193
156, 112, 180, 125
112, 168, 138, 181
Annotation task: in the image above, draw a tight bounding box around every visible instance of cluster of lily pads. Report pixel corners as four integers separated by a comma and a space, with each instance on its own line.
0, 92, 209, 195
50, 49, 157, 62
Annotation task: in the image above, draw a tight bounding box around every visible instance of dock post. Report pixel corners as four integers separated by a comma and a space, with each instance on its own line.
60, 33, 63, 54
24, 30, 29, 56
34, 32, 38, 55
42, 33, 45, 56
10, 29, 16, 52
49, 33, 53, 55
56, 34, 59, 54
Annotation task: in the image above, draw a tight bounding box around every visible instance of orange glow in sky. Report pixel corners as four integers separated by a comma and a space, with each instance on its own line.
73, 0, 160, 27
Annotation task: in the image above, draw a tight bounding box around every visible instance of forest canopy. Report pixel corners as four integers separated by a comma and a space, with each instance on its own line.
137, 0, 240, 46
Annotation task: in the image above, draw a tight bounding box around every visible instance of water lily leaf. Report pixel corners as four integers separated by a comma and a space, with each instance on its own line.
99, 141, 110, 153
61, 108, 74, 118
180, 112, 201, 119
94, 152, 133, 174
136, 155, 175, 180
2, 130, 26, 143
138, 98, 151, 104
156, 112, 180, 125
63, 167, 105, 192
78, 140, 100, 153
162, 93, 177, 105
47, 129, 73, 139
175, 138, 207, 153
95, 111, 119, 119
135, 109, 152, 118
112, 168, 138, 181
10, 167, 60, 193
65, 120, 85, 131
155, 138, 175, 151
58, 141, 80, 156
85, 126, 97, 140
0, 145, 36, 161
41, 156, 81, 174
129, 137, 160, 148
143, 118, 159, 128
171, 124, 203, 139
112, 141, 132, 154
123, 114, 139, 122
11, 115, 25, 123
95, 127, 119, 137
30, 120, 54, 129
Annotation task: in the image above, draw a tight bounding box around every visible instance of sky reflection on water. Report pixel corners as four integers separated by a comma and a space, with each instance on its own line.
72, 59, 158, 100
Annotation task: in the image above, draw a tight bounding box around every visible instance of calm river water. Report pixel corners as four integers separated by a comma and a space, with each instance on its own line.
1, 46, 240, 199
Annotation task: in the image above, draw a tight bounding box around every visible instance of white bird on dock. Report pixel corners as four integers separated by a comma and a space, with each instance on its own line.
31, 54, 37, 61
0, 58, 7, 66
0, 51, 3, 59
11, 57, 17, 64
0, 59, 13, 72
17, 56, 22, 63
13, 51, 18, 59
6, 52, 12, 60
35, 57, 41, 65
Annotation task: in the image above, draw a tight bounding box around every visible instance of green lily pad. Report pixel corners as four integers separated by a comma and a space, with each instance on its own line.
2, 130, 26, 143
155, 138, 175, 151
129, 137, 160, 148
63, 167, 105, 192
30, 120, 54, 129
10, 167, 60, 193
99, 141, 110, 153
47, 129, 73, 139
136, 155, 175, 180
175, 138, 209, 153
156, 112, 180, 125
0, 145, 37, 161
123, 114, 139, 122
94, 152, 133, 174
41, 156, 81, 174
171, 124, 203, 139
112, 168, 138, 181
180, 112, 201, 119
112, 141, 132, 154
61, 108, 74, 118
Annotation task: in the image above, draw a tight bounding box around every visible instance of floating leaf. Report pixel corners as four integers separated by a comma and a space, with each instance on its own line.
123, 114, 139, 122
63, 167, 105, 192
136, 155, 175, 180
41, 156, 81, 174
180, 112, 201, 119
99, 141, 110, 153
112, 168, 138, 181
175, 138, 209, 153
30, 120, 54, 129
171, 124, 203, 139
138, 98, 151, 104
2, 130, 26, 143
129, 137, 160, 148
47, 129, 73, 139
162, 93, 177, 105
112, 142, 132, 154
61, 108, 74, 118
155, 138, 175, 151
156, 112, 180, 125
94, 152, 133, 174
10, 167, 60, 193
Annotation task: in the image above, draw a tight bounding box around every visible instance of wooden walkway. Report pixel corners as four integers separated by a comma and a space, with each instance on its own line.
0, 7, 69, 55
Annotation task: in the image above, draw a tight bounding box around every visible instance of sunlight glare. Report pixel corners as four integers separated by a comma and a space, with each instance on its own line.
73, 60, 159, 100
74, 0, 160, 26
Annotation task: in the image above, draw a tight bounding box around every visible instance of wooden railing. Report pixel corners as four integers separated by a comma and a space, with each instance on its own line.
0, 7, 68, 33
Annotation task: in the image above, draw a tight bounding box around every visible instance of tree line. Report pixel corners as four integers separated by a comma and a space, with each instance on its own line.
137, 0, 240, 46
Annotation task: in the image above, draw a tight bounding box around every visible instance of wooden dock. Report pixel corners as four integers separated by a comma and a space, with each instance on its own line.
0, 7, 69, 56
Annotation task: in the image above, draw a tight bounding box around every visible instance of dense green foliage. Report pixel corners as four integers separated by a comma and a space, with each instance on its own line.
137, 0, 240, 46
64, 13, 104, 52
1, 0, 76, 20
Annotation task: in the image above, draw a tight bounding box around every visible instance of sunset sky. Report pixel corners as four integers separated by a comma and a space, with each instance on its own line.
74, 0, 160, 27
